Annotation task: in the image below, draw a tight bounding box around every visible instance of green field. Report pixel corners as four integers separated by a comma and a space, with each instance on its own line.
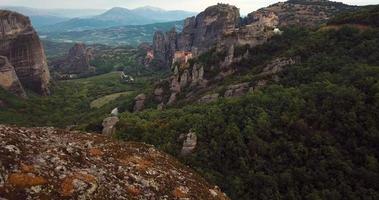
90, 91, 131, 108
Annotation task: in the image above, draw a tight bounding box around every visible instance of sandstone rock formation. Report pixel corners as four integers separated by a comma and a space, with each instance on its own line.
177, 4, 240, 55
141, 1, 346, 108
52, 43, 94, 74
0, 10, 50, 96
150, 4, 243, 68
0, 125, 229, 200
0, 56, 26, 98
145, 4, 281, 107
102, 116, 119, 136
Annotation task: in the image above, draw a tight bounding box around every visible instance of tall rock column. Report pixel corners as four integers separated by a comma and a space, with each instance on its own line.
0, 10, 50, 96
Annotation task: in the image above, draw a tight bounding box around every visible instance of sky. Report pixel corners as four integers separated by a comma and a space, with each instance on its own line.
0, 0, 378, 14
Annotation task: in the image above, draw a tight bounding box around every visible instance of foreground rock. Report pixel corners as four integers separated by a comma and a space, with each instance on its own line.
0, 10, 50, 96
101, 116, 119, 136
0, 125, 229, 200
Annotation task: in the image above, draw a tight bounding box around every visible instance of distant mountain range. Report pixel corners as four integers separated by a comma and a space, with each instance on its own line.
0, 6, 196, 32
41, 21, 184, 46
0, 6, 106, 27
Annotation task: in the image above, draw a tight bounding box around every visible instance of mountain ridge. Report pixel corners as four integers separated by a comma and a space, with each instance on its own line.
38, 6, 195, 32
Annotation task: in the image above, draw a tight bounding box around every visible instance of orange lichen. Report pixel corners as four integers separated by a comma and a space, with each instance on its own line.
127, 185, 141, 196
8, 173, 47, 188
88, 148, 104, 157
172, 187, 188, 198
119, 156, 153, 171
60, 172, 97, 196
20, 163, 35, 173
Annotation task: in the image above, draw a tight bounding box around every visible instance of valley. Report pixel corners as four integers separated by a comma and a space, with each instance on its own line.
1, 1, 379, 200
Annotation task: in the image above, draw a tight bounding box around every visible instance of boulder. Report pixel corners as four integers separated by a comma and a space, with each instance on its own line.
102, 116, 119, 136
0, 10, 50, 96
133, 93, 146, 112
181, 131, 198, 156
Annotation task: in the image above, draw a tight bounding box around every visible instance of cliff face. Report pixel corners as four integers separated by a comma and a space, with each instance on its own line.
151, 4, 241, 67
142, 4, 280, 107
0, 56, 26, 98
0, 125, 229, 200
151, 3, 278, 69
0, 10, 50, 96
177, 4, 240, 55
52, 43, 94, 74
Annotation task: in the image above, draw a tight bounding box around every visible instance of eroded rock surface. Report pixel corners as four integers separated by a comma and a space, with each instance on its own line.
0, 56, 26, 98
0, 10, 50, 96
0, 125, 229, 200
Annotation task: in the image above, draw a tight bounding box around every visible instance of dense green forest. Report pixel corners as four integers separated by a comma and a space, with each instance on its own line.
115, 11, 379, 200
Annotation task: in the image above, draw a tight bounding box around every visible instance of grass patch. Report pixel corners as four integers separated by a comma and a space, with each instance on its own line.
90, 91, 131, 108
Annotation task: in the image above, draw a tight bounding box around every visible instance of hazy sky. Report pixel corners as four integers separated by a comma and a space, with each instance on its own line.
0, 0, 378, 14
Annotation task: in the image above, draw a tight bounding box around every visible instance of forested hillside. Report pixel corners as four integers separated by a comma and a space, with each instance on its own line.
115, 8, 379, 199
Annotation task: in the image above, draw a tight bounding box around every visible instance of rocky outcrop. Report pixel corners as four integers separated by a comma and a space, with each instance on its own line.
0, 125, 229, 200
250, 0, 357, 28
261, 57, 297, 76
102, 116, 119, 136
219, 11, 279, 51
133, 93, 146, 112
198, 93, 219, 104
0, 56, 26, 98
224, 83, 250, 98
52, 43, 94, 74
0, 10, 50, 96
